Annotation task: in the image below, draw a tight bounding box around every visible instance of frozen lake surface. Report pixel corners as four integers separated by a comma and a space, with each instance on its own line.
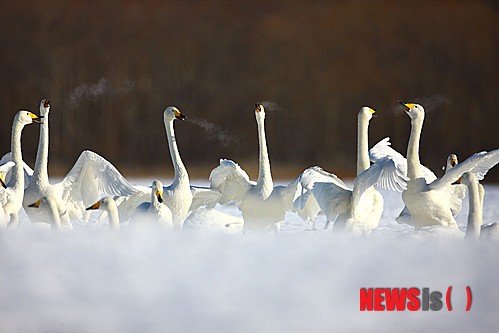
1, 179, 498, 333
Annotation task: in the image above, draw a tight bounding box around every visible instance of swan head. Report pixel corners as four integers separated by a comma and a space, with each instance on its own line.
399, 101, 424, 120
86, 197, 116, 211
152, 180, 164, 203
16, 110, 43, 125
255, 103, 266, 120
28, 196, 55, 209
358, 106, 376, 120
448, 154, 458, 168
164, 106, 187, 122
39, 99, 50, 116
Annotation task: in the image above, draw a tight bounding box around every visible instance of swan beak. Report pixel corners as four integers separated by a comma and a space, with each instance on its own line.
29, 112, 44, 124
86, 202, 101, 210
174, 110, 187, 121
451, 158, 458, 167
156, 191, 164, 203
255, 103, 263, 113
456, 176, 462, 184
398, 101, 411, 112
28, 200, 41, 208
0, 175, 6, 189
43, 99, 50, 108
370, 108, 377, 117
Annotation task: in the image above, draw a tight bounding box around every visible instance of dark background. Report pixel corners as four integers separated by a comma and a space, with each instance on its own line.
1, 0, 498, 181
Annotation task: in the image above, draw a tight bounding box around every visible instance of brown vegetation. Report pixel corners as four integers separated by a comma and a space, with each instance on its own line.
0, 0, 498, 181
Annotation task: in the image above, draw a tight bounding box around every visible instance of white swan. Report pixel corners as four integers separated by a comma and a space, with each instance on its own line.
461, 172, 483, 240
301, 107, 406, 235
27, 196, 62, 231
19, 99, 136, 228
86, 197, 120, 230
397, 102, 499, 228
209, 103, 299, 234
113, 106, 219, 229
0, 110, 42, 227
131, 180, 173, 227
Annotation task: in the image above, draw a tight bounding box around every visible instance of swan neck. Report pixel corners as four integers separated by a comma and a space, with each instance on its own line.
165, 119, 188, 184
357, 115, 370, 175
107, 203, 120, 230
407, 116, 424, 179
9, 115, 25, 190
464, 178, 482, 240
32, 112, 49, 184
256, 116, 273, 192
49, 201, 62, 230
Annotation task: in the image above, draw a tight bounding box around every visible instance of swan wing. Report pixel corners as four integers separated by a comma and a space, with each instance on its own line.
109, 185, 150, 222
369, 137, 437, 182
209, 159, 254, 204
311, 181, 352, 218
58, 150, 137, 208
189, 185, 222, 210
0, 152, 34, 187
429, 149, 499, 190
296, 166, 348, 210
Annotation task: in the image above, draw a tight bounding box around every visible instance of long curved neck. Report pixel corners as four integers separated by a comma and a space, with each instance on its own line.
165, 119, 188, 185
32, 111, 49, 185
9, 116, 25, 190
256, 116, 273, 193
107, 203, 120, 230
48, 200, 61, 231
356, 115, 370, 175
407, 115, 424, 180
464, 175, 483, 240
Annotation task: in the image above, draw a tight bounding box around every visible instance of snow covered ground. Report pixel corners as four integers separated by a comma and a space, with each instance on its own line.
1, 179, 498, 333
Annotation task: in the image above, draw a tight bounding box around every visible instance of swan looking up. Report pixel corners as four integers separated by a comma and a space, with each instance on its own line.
398, 102, 499, 228
209, 103, 300, 234
1, 110, 42, 227
20, 99, 136, 228
86, 197, 120, 230
301, 107, 406, 235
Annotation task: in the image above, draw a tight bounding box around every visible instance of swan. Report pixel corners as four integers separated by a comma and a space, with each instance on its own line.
131, 180, 173, 227
209, 103, 305, 234
301, 107, 407, 235
18, 99, 136, 228
112, 106, 220, 229
27, 196, 62, 231
397, 102, 499, 228
1, 110, 42, 227
461, 172, 483, 240
86, 197, 120, 230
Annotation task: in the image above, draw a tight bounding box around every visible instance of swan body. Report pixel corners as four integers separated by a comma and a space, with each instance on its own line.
1, 110, 42, 227
209, 104, 299, 234
131, 180, 173, 227
86, 197, 120, 230
28, 196, 62, 231
20, 99, 136, 228
398, 102, 499, 228
303, 107, 406, 235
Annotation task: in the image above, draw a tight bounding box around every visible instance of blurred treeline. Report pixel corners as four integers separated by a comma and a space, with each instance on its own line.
0, 0, 498, 181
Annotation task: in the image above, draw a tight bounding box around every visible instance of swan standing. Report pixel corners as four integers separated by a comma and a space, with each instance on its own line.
209, 103, 299, 234
86, 197, 120, 230
1, 110, 42, 227
21, 99, 136, 228
303, 107, 406, 235
398, 102, 499, 228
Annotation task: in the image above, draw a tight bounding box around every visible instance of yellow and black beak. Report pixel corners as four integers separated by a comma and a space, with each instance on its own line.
398, 101, 412, 112
174, 109, 187, 121
370, 108, 377, 117
0, 174, 6, 189
29, 112, 44, 124
156, 191, 164, 203
255, 103, 263, 113
28, 200, 41, 208
86, 202, 101, 210
450, 158, 458, 167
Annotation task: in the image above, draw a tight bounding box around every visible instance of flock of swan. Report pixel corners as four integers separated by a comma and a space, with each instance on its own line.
1, 99, 498, 240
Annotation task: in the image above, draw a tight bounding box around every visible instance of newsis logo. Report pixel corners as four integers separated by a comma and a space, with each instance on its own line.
360, 286, 472, 311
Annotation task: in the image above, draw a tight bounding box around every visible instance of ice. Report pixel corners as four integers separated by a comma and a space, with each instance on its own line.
1, 180, 498, 333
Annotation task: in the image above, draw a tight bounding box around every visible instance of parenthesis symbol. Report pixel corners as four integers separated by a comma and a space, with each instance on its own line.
466, 286, 472, 311
446, 286, 453, 311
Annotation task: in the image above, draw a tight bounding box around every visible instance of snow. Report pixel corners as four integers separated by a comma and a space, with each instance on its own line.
1, 179, 498, 333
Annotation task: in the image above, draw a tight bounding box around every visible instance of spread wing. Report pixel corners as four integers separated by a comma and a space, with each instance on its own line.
208, 159, 254, 205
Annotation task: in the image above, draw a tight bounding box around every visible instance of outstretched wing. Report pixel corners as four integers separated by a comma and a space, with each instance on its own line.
369, 137, 437, 183
0, 152, 34, 187
58, 150, 137, 210
429, 149, 499, 190
190, 185, 222, 210
208, 159, 254, 204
